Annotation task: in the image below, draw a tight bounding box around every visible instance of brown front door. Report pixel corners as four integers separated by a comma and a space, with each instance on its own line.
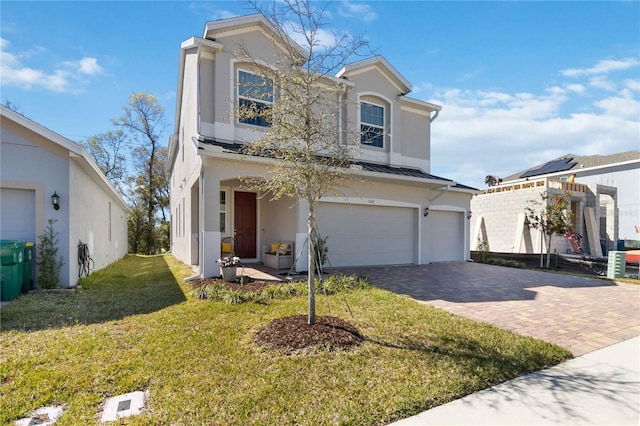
234, 191, 257, 258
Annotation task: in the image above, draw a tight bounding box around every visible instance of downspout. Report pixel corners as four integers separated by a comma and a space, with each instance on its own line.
430, 109, 440, 123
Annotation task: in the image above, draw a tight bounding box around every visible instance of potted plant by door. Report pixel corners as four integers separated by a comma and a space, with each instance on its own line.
217, 256, 241, 282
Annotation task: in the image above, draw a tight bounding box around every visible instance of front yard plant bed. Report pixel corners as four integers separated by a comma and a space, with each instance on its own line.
0, 255, 571, 425
190, 274, 372, 304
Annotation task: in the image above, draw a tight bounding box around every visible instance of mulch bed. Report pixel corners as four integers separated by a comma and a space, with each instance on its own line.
254, 314, 364, 355
191, 278, 365, 355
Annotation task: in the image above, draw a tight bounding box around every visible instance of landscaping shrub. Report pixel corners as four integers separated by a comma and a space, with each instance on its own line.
486, 258, 526, 269
190, 275, 371, 305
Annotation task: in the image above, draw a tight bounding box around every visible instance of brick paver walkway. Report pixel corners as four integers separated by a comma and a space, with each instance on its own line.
336, 262, 640, 356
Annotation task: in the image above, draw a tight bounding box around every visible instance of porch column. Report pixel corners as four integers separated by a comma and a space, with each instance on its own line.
201, 168, 221, 278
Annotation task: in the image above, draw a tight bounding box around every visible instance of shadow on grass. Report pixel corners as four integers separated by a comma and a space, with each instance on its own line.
367, 330, 572, 418
0, 255, 186, 332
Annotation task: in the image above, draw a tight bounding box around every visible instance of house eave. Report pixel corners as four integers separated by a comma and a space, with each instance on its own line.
0, 106, 130, 212
336, 55, 412, 94
195, 138, 464, 190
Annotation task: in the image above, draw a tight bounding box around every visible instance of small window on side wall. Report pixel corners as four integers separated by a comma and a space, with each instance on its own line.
360, 101, 384, 148
238, 70, 273, 127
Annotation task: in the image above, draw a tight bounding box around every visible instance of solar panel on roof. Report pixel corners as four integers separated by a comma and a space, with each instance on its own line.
520, 157, 576, 178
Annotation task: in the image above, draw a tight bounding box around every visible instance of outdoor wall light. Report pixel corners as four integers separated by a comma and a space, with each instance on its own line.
51, 191, 60, 210
467, 210, 472, 219
423, 207, 429, 217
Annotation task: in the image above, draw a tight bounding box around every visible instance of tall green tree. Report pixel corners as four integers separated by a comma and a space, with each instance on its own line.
81, 130, 128, 191
114, 93, 168, 254
525, 191, 574, 268
241, 0, 368, 324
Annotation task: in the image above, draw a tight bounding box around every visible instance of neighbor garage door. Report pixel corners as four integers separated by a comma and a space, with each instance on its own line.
316, 202, 417, 267
0, 188, 36, 242
428, 210, 464, 262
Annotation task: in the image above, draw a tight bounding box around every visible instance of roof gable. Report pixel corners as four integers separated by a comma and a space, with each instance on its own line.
203, 13, 307, 62
336, 56, 412, 94
0, 105, 129, 211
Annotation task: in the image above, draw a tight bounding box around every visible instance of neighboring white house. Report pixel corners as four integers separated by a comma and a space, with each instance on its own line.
0, 105, 129, 288
471, 151, 639, 256
167, 14, 478, 279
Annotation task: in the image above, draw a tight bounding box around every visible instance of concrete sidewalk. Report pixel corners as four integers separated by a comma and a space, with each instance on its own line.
390, 336, 640, 425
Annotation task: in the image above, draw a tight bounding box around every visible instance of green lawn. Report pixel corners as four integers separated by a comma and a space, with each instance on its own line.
0, 255, 571, 425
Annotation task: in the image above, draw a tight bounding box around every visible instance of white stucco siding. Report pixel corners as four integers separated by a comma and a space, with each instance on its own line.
69, 161, 128, 284
575, 167, 639, 240
1, 123, 70, 287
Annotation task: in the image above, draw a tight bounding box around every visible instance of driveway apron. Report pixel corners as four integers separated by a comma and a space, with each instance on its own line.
336, 262, 640, 356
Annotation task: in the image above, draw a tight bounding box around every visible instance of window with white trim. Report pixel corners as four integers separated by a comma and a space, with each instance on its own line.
238, 70, 273, 127
219, 190, 227, 234
360, 101, 385, 148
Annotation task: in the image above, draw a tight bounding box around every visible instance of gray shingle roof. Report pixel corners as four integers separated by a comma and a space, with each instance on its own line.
198, 137, 477, 190
503, 150, 640, 182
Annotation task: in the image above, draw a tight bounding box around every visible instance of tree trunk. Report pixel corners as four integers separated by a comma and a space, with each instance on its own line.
307, 206, 316, 325
539, 231, 544, 269
546, 234, 553, 269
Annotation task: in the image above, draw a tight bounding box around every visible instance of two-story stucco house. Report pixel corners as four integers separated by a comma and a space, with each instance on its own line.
167, 14, 478, 279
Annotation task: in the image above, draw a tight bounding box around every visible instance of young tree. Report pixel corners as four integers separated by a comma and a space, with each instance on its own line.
525, 191, 574, 269
81, 130, 128, 191
37, 219, 65, 289
240, 0, 368, 324
113, 93, 168, 254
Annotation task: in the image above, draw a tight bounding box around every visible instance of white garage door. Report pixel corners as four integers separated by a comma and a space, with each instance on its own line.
0, 188, 36, 242
316, 202, 417, 267
428, 210, 464, 262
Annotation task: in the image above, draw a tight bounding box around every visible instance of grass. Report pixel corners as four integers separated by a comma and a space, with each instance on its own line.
0, 255, 571, 425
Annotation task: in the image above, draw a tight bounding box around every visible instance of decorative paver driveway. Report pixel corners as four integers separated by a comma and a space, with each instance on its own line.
336, 262, 640, 356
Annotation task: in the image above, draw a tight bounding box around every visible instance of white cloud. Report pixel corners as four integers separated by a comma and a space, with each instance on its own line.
189, 3, 237, 21
589, 75, 617, 91
0, 38, 104, 93
624, 79, 640, 91
560, 58, 639, 77
338, 1, 378, 22
565, 84, 586, 94
595, 89, 640, 120
425, 76, 639, 187
78, 57, 103, 75
283, 20, 342, 51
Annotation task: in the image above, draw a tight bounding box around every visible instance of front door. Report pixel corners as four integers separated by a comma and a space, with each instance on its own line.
234, 191, 257, 258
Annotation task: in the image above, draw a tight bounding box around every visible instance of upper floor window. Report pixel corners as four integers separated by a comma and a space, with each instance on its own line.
360, 101, 384, 148
238, 70, 273, 127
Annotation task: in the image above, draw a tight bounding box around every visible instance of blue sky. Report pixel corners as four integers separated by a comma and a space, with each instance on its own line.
2, 1, 639, 187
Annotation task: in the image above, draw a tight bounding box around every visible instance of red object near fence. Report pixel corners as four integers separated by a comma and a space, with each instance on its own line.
566, 230, 584, 254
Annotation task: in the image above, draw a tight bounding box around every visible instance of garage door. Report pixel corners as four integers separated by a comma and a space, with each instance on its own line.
0, 188, 36, 242
316, 202, 417, 267
428, 210, 464, 262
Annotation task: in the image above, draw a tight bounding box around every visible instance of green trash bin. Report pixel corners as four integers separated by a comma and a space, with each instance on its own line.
1, 240, 25, 302
22, 242, 35, 293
